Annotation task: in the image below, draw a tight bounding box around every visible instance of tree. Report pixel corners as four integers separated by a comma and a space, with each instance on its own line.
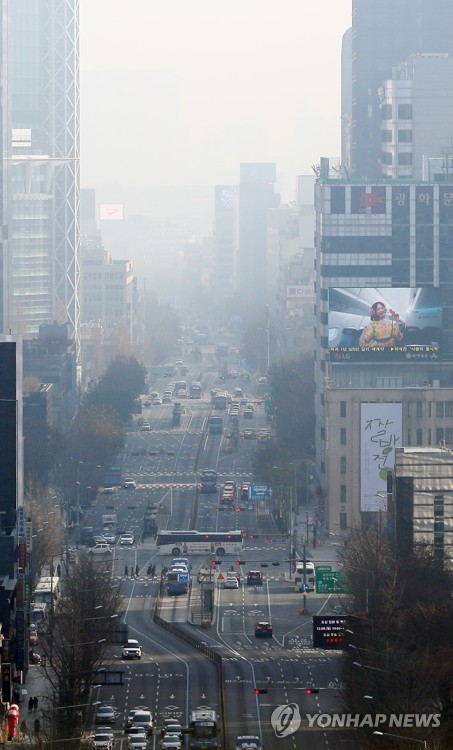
267, 358, 315, 460
84, 355, 146, 422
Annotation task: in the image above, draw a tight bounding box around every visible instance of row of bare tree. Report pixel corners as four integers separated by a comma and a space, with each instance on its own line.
339, 527, 453, 748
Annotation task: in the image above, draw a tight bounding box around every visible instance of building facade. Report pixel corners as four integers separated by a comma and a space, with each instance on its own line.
343, 0, 453, 179
2, 1, 80, 354
314, 178, 453, 531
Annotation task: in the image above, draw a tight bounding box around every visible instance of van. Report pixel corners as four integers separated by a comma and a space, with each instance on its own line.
295, 561, 315, 590
246, 570, 263, 586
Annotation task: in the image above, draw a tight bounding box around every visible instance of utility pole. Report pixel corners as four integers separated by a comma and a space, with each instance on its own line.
302, 543, 307, 613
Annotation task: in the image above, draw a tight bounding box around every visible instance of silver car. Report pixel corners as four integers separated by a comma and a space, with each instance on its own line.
95, 706, 116, 725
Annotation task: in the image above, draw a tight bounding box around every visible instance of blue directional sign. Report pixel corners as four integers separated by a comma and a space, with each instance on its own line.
250, 483, 272, 500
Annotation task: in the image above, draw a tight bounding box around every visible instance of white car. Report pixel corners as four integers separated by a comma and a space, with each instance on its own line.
122, 639, 142, 659
160, 737, 182, 750
89, 543, 112, 555
128, 735, 148, 749
119, 533, 134, 546
99, 487, 116, 494
91, 733, 113, 749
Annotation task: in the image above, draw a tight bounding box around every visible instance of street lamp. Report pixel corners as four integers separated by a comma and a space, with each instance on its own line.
373, 731, 427, 748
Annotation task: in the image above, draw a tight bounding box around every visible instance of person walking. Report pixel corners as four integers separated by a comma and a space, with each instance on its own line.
33, 697, 38, 712
28, 697, 33, 712
151, 564, 155, 577
124, 565, 129, 578
147, 565, 152, 576
135, 564, 139, 578
33, 718, 40, 735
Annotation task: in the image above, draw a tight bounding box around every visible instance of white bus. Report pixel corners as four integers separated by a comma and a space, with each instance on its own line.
156, 530, 243, 556
33, 576, 61, 607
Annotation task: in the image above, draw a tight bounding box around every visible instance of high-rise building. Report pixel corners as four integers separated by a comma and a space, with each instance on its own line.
2, 2, 80, 354
213, 185, 239, 294
238, 163, 279, 308
343, 0, 453, 179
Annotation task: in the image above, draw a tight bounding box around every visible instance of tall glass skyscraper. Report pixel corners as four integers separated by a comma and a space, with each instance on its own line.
2, 0, 80, 353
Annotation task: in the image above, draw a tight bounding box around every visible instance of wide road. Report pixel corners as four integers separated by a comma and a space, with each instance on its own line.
78, 361, 358, 750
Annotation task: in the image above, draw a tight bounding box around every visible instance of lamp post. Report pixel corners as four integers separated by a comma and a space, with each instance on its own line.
266, 304, 270, 371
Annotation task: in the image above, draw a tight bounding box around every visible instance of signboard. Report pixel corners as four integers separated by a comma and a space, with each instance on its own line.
1, 663, 12, 704
315, 565, 332, 573
328, 287, 443, 362
361, 403, 402, 511
250, 484, 271, 500
316, 570, 348, 594
99, 203, 124, 220
313, 616, 346, 649
286, 285, 315, 304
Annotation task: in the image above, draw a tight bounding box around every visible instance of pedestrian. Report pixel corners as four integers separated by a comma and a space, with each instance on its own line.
20, 719, 28, 737
151, 564, 155, 577
135, 564, 139, 577
33, 697, 38, 712
28, 697, 33, 712
57, 563, 61, 578
147, 565, 152, 576
33, 718, 40, 735
124, 565, 129, 578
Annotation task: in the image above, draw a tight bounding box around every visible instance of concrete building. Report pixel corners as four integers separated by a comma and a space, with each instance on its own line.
380, 54, 453, 180
314, 177, 453, 532
393, 446, 453, 559
213, 185, 239, 294
342, 0, 453, 179
2, 2, 80, 354
238, 163, 279, 311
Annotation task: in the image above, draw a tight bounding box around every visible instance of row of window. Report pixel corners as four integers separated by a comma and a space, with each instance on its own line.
339, 401, 453, 418
382, 151, 413, 166
381, 103, 413, 120
382, 129, 412, 143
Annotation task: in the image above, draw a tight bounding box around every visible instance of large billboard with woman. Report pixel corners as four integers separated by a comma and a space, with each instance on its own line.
328, 287, 443, 361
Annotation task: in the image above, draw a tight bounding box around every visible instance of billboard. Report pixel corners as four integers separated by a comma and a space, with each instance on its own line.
286, 285, 315, 304
312, 616, 346, 649
361, 403, 402, 512
99, 203, 124, 220
328, 287, 442, 361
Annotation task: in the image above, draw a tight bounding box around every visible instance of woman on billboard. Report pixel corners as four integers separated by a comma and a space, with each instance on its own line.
359, 302, 403, 348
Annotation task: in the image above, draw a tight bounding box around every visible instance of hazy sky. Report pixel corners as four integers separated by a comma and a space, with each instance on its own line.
80, 0, 351, 205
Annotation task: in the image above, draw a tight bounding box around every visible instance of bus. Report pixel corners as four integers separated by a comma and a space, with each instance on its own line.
174, 380, 188, 398
189, 710, 218, 750
33, 576, 61, 608
166, 569, 190, 596
295, 561, 316, 590
156, 530, 243, 556
213, 393, 228, 410
200, 469, 218, 494
189, 381, 202, 399
208, 415, 223, 435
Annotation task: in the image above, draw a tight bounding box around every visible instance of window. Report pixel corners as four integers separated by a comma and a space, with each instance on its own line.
446, 428, 453, 445
436, 428, 444, 444
445, 401, 453, 417
398, 104, 412, 119
428, 402, 432, 418
340, 428, 347, 445
381, 129, 392, 142
381, 104, 392, 120
340, 401, 346, 418
340, 485, 347, 503
436, 402, 444, 418
340, 456, 347, 475
428, 428, 432, 445
416, 429, 423, 446
339, 513, 347, 530
381, 152, 393, 165
416, 401, 423, 418
398, 152, 413, 166
398, 129, 412, 143
407, 429, 411, 445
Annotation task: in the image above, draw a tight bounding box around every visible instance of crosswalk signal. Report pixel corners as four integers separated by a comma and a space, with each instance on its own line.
254, 689, 268, 695
305, 688, 319, 694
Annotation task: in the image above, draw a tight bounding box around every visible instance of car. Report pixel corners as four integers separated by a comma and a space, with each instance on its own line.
95, 727, 114, 741
119, 533, 134, 546
123, 479, 137, 489
152, 397, 162, 405
89, 543, 112, 555
224, 576, 239, 589
160, 738, 182, 750
91, 733, 114, 749
149, 391, 159, 399
242, 429, 256, 440
255, 621, 273, 638
102, 530, 116, 545
127, 737, 148, 750
171, 557, 191, 569
235, 736, 263, 750
175, 360, 183, 366
95, 706, 116, 725
140, 422, 151, 431
243, 409, 254, 419
162, 392, 172, 403
247, 570, 263, 586
130, 710, 153, 735
99, 487, 116, 494
122, 639, 142, 659
162, 724, 183, 739
125, 707, 148, 729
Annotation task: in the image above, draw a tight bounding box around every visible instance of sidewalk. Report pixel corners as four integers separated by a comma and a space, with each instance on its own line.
4, 665, 48, 746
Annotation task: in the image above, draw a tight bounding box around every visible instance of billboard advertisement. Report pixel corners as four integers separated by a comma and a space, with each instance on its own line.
286, 285, 315, 304
328, 287, 442, 361
360, 403, 402, 512
99, 203, 124, 220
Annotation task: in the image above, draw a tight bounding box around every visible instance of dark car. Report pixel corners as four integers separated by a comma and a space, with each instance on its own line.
247, 570, 263, 586
255, 622, 273, 638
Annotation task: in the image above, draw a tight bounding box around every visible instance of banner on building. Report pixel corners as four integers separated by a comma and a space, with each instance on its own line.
99, 203, 124, 220
286, 285, 314, 304
360, 403, 402, 511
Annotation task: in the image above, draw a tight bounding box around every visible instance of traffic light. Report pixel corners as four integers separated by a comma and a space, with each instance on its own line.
211, 560, 222, 566
254, 689, 268, 695
271, 561, 280, 566
235, 560, 245, 566
305, 688, 319, 694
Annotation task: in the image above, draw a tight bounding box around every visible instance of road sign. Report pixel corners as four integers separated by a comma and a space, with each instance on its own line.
313, 616, 346, 649
315, 565, 332, 572
315, 570, 348, 594
217, 573, 224, 581
250, 483, 271, 500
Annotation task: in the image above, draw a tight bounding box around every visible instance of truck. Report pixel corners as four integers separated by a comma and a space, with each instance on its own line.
172, 402, 182, 427
102, 513, 117, 528
103, 465, 123, 487
208, 415, 223, 435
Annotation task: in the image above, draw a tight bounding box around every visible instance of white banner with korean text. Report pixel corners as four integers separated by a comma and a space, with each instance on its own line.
360, 403, 402, 511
